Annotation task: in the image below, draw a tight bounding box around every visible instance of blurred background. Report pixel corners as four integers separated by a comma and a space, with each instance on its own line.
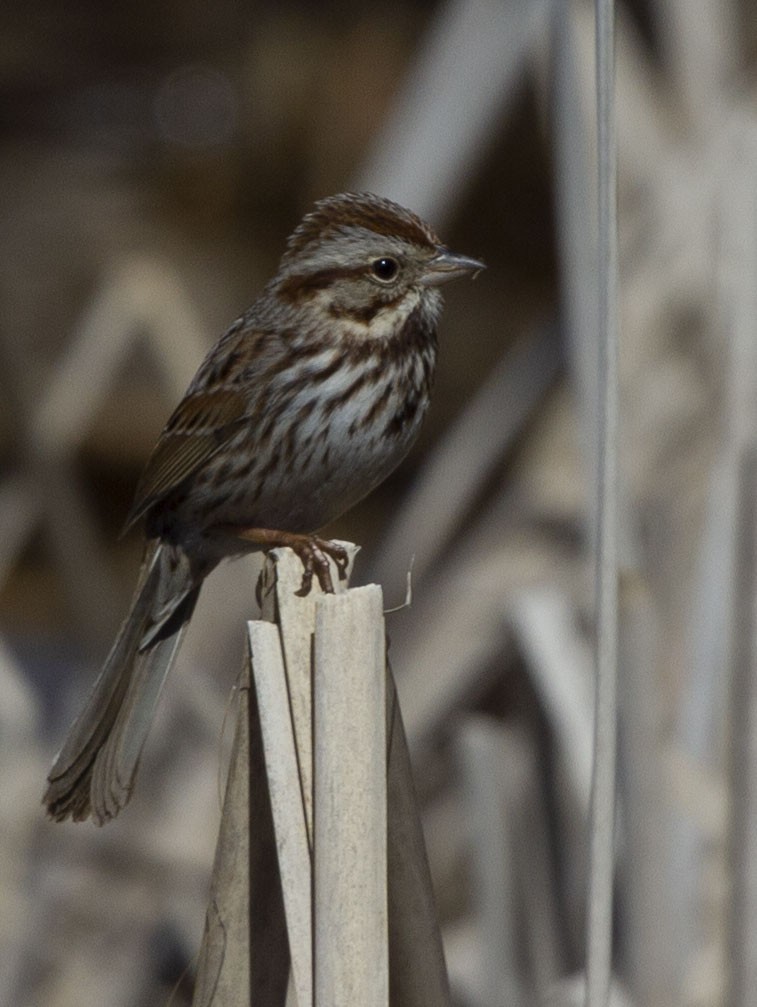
2, 0, 757, 1004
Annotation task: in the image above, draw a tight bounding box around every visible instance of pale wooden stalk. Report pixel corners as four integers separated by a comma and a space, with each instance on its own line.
727, 443, 757, 1005
193, 546, 355, 1007
191, 654, 289, 1007
257, 544, 359, 846
722, 123, 757, 1007
616, 576, 675, 1006
313, 585, 388, 1007
248, 620, 313, 1007
262, 546, 451, 1007
194, 544, 448, 1006
586, 1, 620, 1004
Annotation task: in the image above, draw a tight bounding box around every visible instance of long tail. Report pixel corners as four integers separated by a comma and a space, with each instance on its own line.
44, 541, 202, 825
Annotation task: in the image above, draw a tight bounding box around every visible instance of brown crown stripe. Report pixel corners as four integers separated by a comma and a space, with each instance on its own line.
284, 192, 440, 261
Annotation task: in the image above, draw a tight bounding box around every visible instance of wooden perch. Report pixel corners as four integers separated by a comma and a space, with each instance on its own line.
192, 544, 450, 1006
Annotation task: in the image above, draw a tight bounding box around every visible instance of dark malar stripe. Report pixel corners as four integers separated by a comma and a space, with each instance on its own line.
328, 289, 407, 325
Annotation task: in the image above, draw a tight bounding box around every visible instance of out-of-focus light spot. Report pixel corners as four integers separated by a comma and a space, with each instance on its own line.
153, 65, 238, 148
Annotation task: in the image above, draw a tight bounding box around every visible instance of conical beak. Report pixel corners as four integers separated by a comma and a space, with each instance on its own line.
420, 249, 486, 286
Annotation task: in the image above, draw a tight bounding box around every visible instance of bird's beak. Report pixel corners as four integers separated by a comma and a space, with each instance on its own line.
420, 249, 486, 286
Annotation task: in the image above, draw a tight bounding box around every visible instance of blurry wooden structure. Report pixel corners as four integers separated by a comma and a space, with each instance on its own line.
0, 256, 207, 648
5, 0, 757, 1005
361, 0, 754, 1004
192, 547, 450, 1007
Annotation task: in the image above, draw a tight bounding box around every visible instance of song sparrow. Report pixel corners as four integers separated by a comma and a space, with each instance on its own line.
44, 191, 484, 824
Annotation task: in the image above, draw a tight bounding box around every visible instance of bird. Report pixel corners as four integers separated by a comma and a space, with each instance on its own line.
44, 191, 484, 824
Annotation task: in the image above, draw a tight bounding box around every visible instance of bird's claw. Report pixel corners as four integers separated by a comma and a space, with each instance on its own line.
294, 537, 348, 596
233, 526, 349, 599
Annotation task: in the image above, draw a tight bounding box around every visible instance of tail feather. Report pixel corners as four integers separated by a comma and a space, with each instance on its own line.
91, 619, 192, 823
44, 541, 200, 824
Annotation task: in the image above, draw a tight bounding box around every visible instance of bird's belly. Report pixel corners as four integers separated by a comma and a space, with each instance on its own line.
177, 375, 428, 537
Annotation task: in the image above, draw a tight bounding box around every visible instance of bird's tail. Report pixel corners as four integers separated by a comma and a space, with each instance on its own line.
44, 540, 201, 825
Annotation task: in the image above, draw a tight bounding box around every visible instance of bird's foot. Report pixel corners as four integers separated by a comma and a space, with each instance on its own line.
232, 527, 349, 595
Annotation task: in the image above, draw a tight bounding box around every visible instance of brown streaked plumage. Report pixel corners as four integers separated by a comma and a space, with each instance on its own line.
44, 191, 484, 824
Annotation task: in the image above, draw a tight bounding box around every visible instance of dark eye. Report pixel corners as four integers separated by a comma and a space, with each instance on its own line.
371, 257, 399, 282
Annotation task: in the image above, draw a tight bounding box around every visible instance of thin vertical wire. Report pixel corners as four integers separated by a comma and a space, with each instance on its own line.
585, 1, 619, 1005
729, 444, 757, 1007
723, 123, 757, 1007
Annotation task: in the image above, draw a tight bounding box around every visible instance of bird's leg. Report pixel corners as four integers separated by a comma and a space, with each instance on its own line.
231, 527, 349, 595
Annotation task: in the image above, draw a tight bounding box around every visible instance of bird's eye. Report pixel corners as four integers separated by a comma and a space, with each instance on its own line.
371, 257, 400, 282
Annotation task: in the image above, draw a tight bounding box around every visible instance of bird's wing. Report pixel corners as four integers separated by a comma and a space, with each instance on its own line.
124, 386, 250, 530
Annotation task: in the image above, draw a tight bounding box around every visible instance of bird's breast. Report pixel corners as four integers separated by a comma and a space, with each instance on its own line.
175, 344, 434, 537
